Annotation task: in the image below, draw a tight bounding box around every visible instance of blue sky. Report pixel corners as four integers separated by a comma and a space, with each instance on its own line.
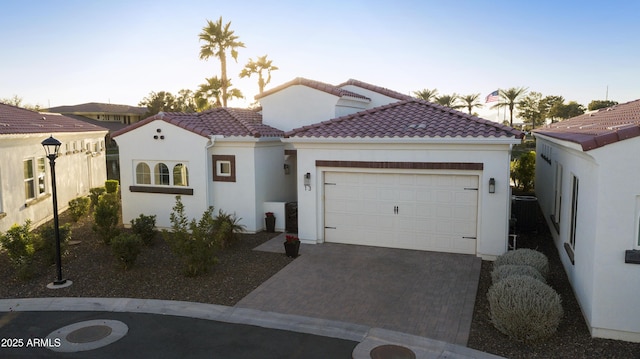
1, 0, 638, 122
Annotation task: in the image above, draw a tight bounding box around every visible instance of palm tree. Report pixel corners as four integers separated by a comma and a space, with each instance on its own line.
435, 94, 463, 109
413, 88, 438, 102
199, 17, 245, 107
459, 93, 482, 115
239, 55, 279, 94
491, 87, 528, 127
196, 76, 223, 111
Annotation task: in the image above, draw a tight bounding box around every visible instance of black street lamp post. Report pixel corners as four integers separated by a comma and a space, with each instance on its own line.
42, 135, 68, 287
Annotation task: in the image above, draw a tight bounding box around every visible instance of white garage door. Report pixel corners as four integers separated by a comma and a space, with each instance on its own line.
324, 172, 478, 254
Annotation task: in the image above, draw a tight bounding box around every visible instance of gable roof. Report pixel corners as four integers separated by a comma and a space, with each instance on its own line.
337, 79, 414, 101
255, 77, 371, 101
285, 99, 523, 139
0, 103, 108, 135
533, 99, 640, 151
111, 107, 284, 139
48, 102, 146, 115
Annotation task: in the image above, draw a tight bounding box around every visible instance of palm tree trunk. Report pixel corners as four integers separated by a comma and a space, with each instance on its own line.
220, 53, 228, 107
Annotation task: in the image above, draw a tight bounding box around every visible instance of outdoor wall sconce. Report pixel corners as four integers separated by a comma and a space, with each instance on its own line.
304, 172, 311, 191
284, 164, 290, 175
489, 178, 496, 193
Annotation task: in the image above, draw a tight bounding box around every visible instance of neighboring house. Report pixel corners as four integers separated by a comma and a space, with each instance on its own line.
111, 108, 288, 233
533, 99, 640, 342
47, 102, 146, 125
113, 77, 523, 259
0, 103, 108, 233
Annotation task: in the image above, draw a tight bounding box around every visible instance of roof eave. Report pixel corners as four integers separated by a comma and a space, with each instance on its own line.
282, 136, 522, 145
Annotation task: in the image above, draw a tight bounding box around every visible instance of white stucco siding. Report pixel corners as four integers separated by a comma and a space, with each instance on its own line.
340, 84, 405, 108
589, 139, 640, 340
0, 132, 107, 233
259, 86, 339, 131
288, 140, 515, 258
115, 120, 209, 229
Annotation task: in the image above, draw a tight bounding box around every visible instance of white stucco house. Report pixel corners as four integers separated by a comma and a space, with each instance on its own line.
111, 108, 290, 233
533, 99, 640, 342
113, 77, 523, 258
0, 103, 108, 233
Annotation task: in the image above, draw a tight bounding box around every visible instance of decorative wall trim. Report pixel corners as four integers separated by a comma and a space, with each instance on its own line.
129, 186, 193, 195
315, 160, 483, 171
212, 155, 236, 182
284, 149, 297, 156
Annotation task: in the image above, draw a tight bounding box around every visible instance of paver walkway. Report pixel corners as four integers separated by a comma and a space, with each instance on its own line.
239, 236, 482, 345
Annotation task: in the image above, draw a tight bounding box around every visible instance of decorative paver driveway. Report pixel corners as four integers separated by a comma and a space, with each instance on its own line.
238, 238, 481, 345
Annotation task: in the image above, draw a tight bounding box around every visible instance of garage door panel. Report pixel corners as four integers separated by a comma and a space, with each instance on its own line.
324, 172, 478, 254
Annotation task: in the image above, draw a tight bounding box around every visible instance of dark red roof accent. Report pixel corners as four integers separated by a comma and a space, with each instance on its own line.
533, 99, 640, 151
285, 99, 523, 139
337, 79, 414, 101
0, 103, 108, 135
48, 102, 146, 115
255, 77, 371, 101
111, 107, 284, 139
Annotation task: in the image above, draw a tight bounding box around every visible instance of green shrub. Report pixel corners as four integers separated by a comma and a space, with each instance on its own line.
511, 151, 536, 192
105, 180, 119, 194
111, 233, 143, 270
213, 210, 245, 248
36, 223, 72, 265
0, 220, 39, 279
494, 248, 549, 279
131, 214, 157, 246
487, 275, 563, 342
68, 196, 91, 222
163, 196, 219, 277
491, 264, 545, 284
89, 187, 107, 207
93, 193, 120, 244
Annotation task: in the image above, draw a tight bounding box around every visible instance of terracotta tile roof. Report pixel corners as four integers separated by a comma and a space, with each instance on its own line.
533, 99, 640, 151
255, 77, 371, 101
337, 79, 414, 101
112, 107, 284, 139
0, 103, 108, 135
48, 102, 146, 115
285, 99, 523, 139
64, 114, 129, 133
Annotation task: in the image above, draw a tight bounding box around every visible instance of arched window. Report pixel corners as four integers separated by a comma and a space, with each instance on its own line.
136, 162, 151, 184
154, 163, 170, 185
173, 163, 189, 186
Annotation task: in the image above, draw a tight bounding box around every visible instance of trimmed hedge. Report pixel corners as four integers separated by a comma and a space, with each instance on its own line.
111, 233, 142, 270
488, 275, 563, 342
491, 264, 546, 284
494, 248, 549, 279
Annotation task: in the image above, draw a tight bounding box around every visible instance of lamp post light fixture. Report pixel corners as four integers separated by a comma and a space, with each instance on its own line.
42, 135, 71, 288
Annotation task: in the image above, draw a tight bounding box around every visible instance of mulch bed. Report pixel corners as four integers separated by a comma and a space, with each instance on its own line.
2, 204, 640, 358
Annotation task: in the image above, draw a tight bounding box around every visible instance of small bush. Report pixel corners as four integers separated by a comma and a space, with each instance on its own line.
511, 151, 536, 192
37, 223, 72, 266
89, 187, 107, 207
93, 192, 120, 244
163, 196, 219, 277
131, 214, 157, 246
111, 233, 142, 270
491, 264, 545, 284
105, 180, 119, 194
214, 210, 245, 248
487, 275, 563, 342
494, 248, 549, 279
0, 220, 39, 279
68, 196, 91, 222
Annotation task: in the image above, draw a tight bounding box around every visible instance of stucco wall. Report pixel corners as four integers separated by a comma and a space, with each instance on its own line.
115, 120, 209, 229
535, 134, 640, 341
259, 86, 339, 132
0, 132, 107, 233
287, 139, 515, 259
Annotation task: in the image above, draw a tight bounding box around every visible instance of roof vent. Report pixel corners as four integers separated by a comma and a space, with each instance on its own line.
41, 116, 46, 120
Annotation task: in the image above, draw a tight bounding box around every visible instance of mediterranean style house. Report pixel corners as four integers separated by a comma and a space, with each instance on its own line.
0, 103, 108, 233
113, 78, 523, 259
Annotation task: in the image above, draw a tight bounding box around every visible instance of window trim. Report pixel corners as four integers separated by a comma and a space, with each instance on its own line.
564, 174, 579, 265
133, 160, 190, 189
212, 155, 236, 182
23, 157, 47, 201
